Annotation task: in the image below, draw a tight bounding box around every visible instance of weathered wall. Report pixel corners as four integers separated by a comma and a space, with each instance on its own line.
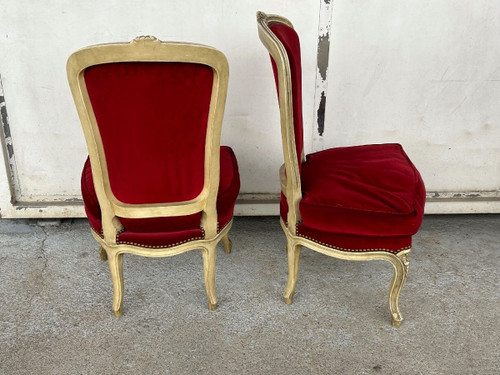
320, 0, 500, 213
0, 0, 498, 217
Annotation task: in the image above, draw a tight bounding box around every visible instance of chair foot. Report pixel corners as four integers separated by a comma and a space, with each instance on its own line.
208, 302, 218, 311
113, 306, 123, 317
221, 235, 232, 254
284, 295, 294, 305
98, 246, 108, 261
392, 314, 402, 327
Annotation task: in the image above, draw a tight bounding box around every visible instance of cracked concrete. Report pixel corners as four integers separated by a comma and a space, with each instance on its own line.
25, 226, 49, 318
0, 215, 499, 374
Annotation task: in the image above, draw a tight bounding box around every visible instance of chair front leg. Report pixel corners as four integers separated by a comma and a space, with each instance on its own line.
107, 250, 124, 317
283, 240, 302, 304
221, 235, 232, 254
388, 249, 411, 327
201, 245, 218, 310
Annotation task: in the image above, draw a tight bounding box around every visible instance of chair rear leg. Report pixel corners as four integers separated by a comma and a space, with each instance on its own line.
388, 249, 411, 327
221, 235, 232, 254
107, 251, 124, 317
201, 245, 218, 310
98, 246, 108, 261
283, 241, 302, 304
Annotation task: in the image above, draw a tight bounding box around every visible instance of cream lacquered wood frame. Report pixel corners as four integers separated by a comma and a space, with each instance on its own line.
257, 12, 411, 327
67, 36, 233, 316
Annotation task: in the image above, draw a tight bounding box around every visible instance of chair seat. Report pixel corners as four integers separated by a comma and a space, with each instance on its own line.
281, 143, 425, 252
82, 146, 240, 248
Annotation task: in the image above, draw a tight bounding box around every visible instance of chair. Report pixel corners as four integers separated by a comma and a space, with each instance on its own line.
257, 12, 425, 326
67, 36, 240, 316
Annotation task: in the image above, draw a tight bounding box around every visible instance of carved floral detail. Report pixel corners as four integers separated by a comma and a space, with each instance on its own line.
256, 11, 268, 23
399, 251, 410, 274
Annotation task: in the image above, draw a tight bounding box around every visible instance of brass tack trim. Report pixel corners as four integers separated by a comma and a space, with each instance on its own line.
295, 223, 409, 254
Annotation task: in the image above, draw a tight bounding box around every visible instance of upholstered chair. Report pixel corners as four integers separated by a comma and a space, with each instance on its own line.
257, 12, 425, 326
67, 36, 240, 316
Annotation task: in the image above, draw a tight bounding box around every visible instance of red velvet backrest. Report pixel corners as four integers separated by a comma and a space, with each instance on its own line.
269, 23, 304, 167
84, 62, 213, 204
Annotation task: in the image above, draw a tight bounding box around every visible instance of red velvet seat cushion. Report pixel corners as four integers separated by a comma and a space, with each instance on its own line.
281, 143, 425, 252
81, 146, 240, 248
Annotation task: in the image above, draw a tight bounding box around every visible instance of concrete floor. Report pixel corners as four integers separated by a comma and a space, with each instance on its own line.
0, 215, 498, 374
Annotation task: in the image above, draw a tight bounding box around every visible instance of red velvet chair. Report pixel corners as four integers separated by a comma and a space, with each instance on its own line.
67, 36, 240, 316
257, 12, 425, 326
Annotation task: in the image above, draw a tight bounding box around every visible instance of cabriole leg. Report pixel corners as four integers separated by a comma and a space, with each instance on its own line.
388, 249, 410, 327
107, 251, 124, 317
283, 241, 302, 304
221, 235, 232, 254
201, 245, 218, 310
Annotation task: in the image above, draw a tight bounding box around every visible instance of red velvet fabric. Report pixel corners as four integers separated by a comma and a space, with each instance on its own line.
296, 225, 412, 252
82, 147, 239, 248
84, 62, 213, 204
280, 194, 413, 252
269, 23, 303, 166
280, 144, 425, 252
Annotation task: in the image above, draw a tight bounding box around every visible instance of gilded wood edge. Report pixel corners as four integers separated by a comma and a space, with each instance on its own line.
67, 36, 229, 241
256, 11, 302, 233
257, 11, 294, 29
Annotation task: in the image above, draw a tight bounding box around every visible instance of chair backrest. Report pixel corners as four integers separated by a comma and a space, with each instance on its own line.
257, 12, 303, 229
67, 37, 229, 240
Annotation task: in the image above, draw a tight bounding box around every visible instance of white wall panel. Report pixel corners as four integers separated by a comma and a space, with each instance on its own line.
0, 0, 498, 217
321, 0, 499, 212
0, 0, 319, 217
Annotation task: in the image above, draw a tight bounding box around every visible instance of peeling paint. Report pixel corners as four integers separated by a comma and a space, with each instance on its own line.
314, 32, 330, 139
466, 193, 481, 198
317, 91, 326, 136
427, 191, 499, 200
0, 74, 22, 203
6, 143, 14, 159
312, 0, 333, 149
317, 35, 330, 81
0, 97, 10, 138
16, 205, 48, 210
64, 198, 82, 202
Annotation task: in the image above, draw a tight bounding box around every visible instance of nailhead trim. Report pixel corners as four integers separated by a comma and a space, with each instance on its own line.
91, 220, 232, 250
217, 221, 231, 234
293, 223, 408, 254
91, 227, 104, 239
116, 227, 206, 249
